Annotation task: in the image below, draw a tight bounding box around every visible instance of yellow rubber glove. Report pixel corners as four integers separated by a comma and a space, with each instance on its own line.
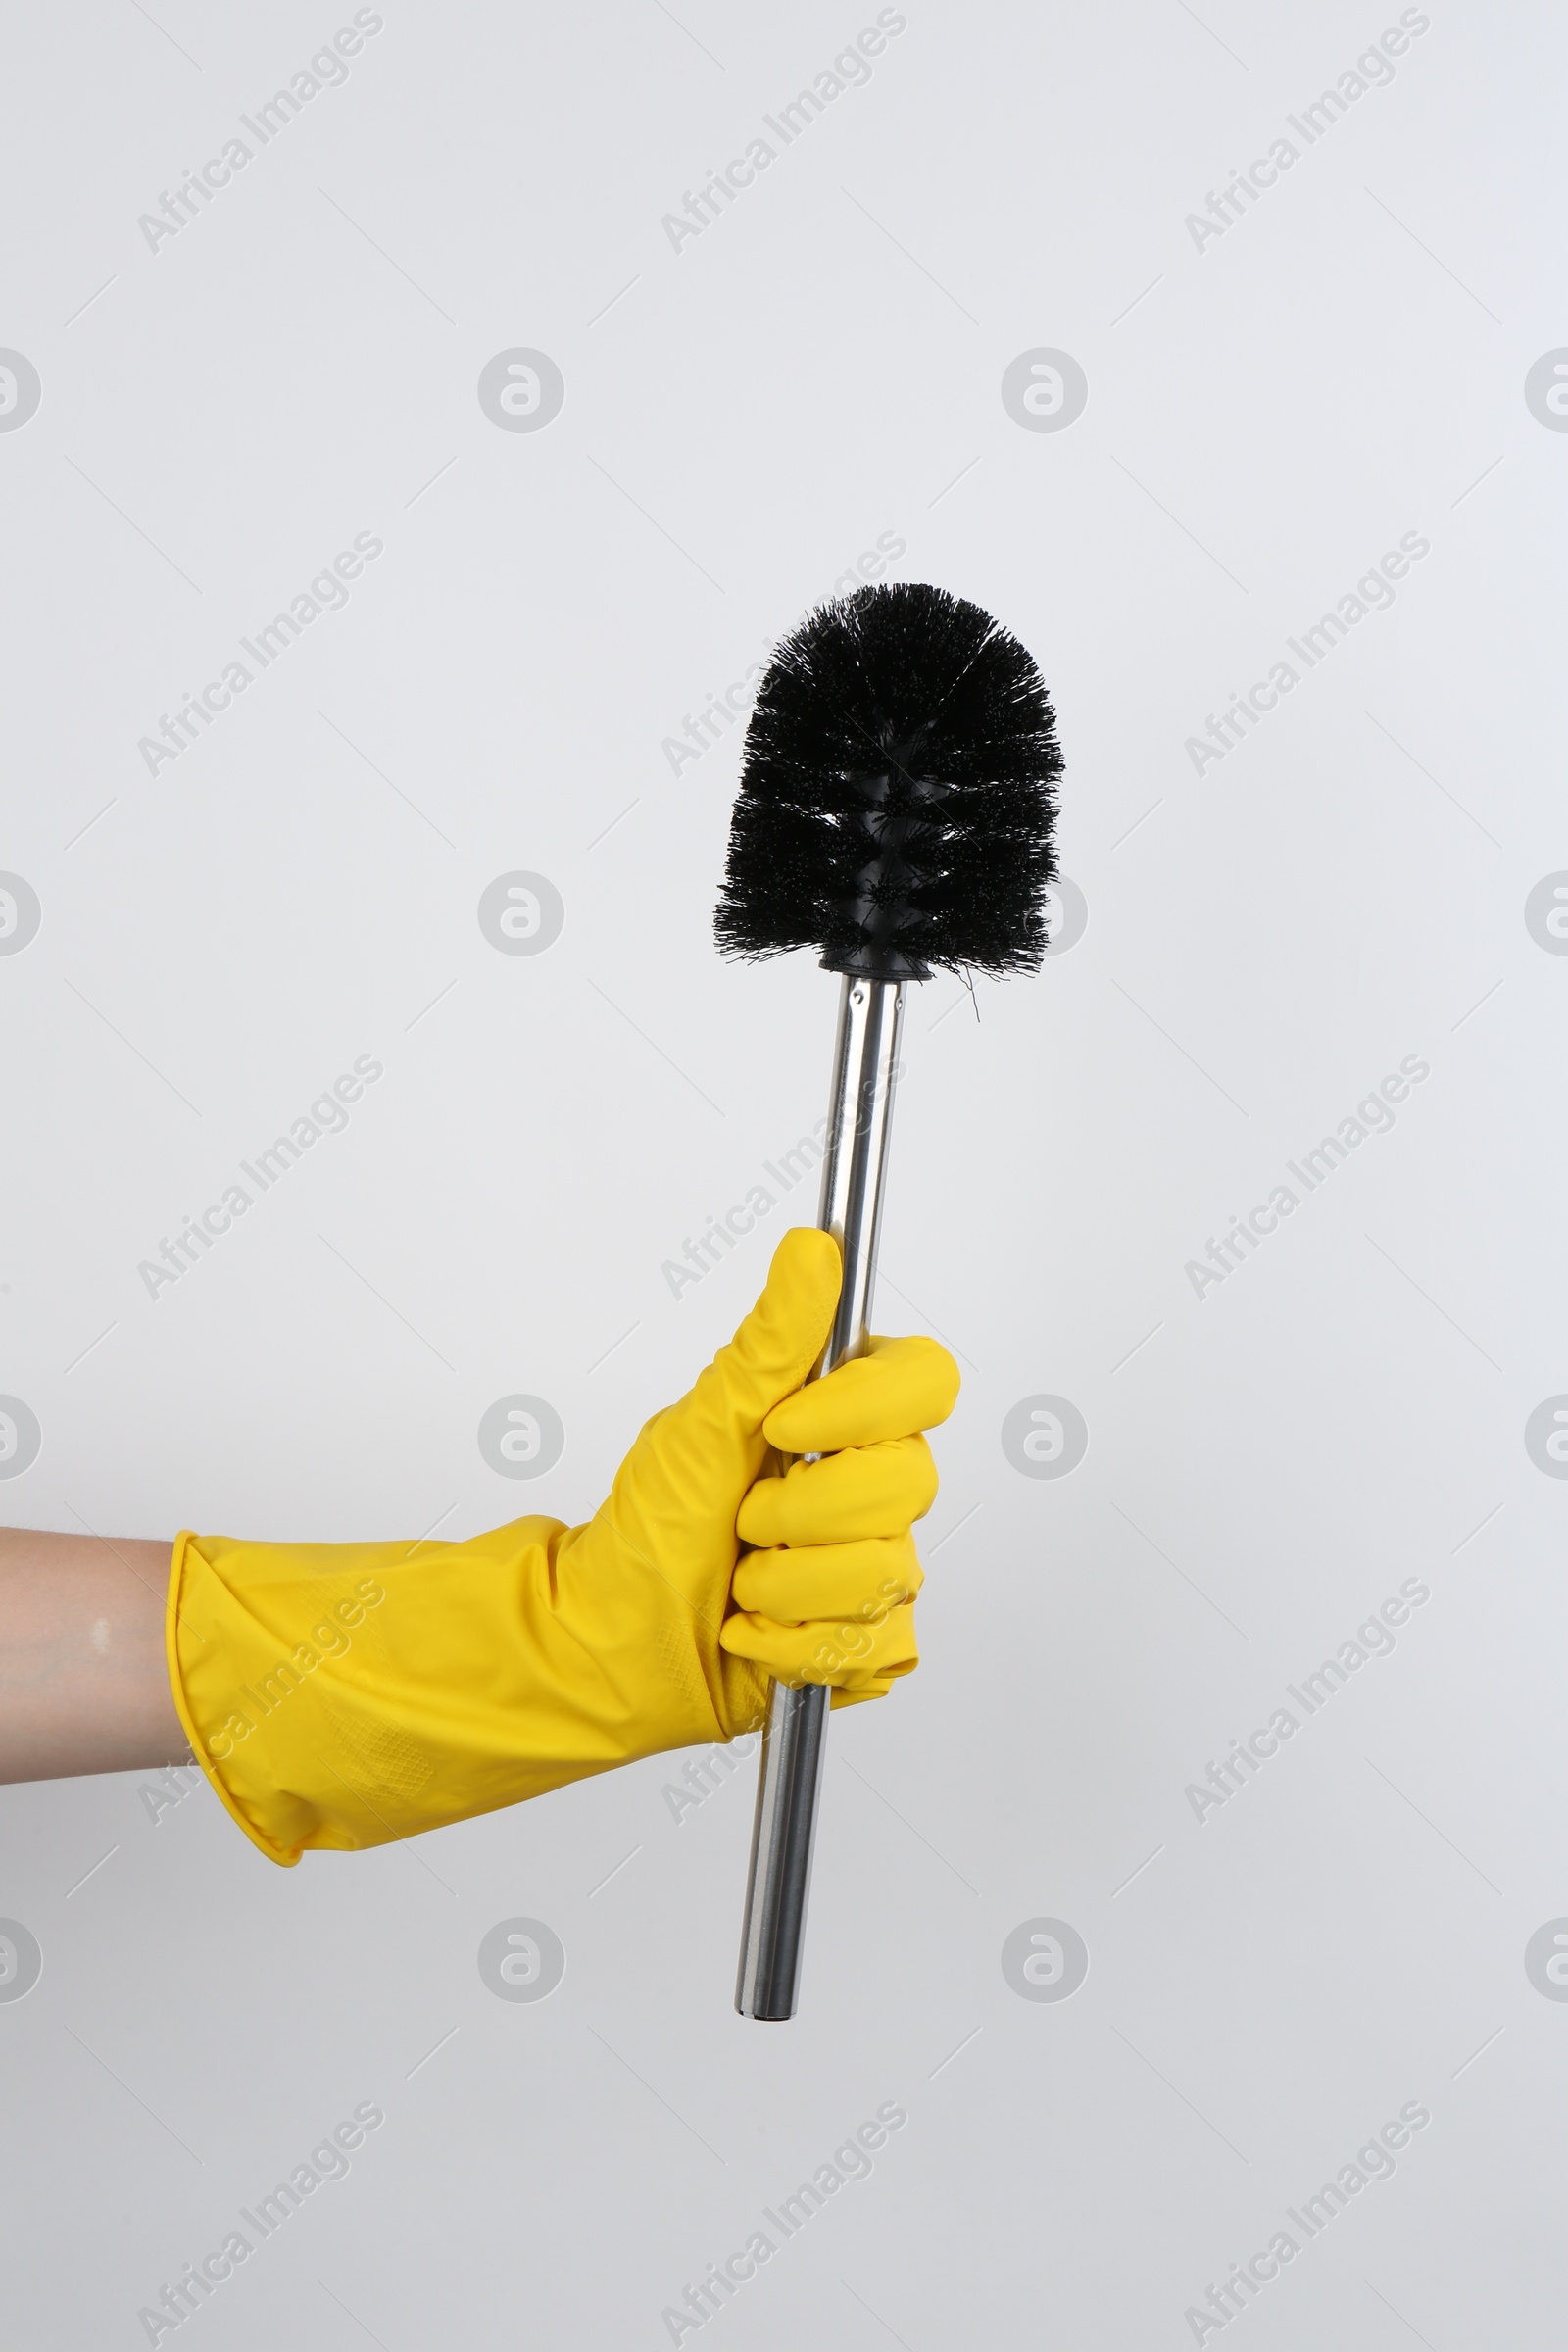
166, 1229, 958, 1865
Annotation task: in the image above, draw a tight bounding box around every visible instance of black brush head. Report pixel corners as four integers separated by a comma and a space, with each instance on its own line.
714, 581, 1061, 982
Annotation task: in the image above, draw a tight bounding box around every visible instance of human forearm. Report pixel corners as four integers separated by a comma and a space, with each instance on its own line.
0, 1527, 189, 1782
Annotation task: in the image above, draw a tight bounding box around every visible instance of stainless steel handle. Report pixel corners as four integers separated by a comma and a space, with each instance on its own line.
735, 974, 905, 2020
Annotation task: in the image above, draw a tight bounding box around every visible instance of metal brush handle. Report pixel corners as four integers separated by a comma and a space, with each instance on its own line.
735, 974, 906, 2020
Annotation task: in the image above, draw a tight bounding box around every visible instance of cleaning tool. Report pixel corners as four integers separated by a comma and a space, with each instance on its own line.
164, 1230, 957, 1865
717, 580, 1062, 2021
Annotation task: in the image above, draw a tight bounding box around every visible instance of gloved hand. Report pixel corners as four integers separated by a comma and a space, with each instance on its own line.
167, 1229, 958, 1864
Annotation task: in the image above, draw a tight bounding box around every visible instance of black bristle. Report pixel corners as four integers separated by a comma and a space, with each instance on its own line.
714, 581, 1061, 982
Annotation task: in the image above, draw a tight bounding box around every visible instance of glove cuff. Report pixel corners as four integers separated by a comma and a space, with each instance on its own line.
166, 1532, 302, 1865
166, 1519, 591, 1867
164, 1502, 895, 1871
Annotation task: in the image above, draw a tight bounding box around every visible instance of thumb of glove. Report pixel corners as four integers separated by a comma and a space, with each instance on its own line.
596, 1227, 841, 1608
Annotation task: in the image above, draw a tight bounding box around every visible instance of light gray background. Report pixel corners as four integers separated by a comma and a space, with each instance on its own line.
2, 1, 1564, 2343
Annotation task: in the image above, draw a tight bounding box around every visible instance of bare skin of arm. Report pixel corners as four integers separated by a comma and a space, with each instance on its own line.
0, 1528, 191, 1783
